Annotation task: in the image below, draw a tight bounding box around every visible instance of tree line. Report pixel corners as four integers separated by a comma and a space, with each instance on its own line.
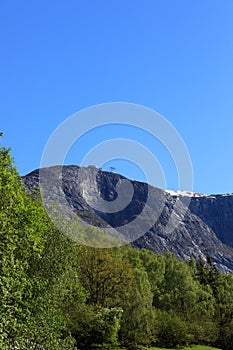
1, 138, 233, 350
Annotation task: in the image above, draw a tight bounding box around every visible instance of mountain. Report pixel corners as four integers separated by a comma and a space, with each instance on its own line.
23, 165, 233, 273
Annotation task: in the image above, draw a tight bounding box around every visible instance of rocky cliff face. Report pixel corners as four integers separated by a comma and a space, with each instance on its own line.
189, 194, 233, 247
23, 165, 233, 273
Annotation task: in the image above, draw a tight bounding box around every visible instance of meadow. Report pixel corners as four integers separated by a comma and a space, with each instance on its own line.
149, 345, 222, 350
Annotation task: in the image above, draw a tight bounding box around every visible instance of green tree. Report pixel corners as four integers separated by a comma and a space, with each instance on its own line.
154, 253, 199, 317
213, 273, 233, 349
119, 248, 156, 347
77, 246, 134, 307
155, 310, 193, 348
69, 245, 133, 348
139, 249, 166, 306
0, 137, 80, 349
0, 141, 45, 348
196, 255, 218, 286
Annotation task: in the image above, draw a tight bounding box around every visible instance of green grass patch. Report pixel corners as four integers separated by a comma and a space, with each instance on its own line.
148, 345, 222, 350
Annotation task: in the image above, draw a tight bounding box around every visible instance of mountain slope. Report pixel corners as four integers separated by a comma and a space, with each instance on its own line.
23, 165, 233, 272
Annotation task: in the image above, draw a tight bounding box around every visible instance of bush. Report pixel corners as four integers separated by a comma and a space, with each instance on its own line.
155, 310, 193, 348
70, 306, 122, 349
218, 318, 233, 350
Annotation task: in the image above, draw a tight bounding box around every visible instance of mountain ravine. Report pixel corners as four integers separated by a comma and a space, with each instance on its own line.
23, 165, 233, 273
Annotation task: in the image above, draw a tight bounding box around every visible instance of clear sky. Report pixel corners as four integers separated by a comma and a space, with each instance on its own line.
1, 0, 233, 195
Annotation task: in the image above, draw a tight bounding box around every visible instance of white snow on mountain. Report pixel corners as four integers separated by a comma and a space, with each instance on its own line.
165, 190, 206, 197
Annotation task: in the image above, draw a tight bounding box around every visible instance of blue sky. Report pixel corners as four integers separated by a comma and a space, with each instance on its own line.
1, 0, 233, 194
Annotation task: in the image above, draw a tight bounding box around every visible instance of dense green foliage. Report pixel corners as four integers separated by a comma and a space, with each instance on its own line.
0, 138, 233, 349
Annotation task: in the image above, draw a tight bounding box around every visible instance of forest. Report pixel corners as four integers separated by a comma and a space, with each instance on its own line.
1, 137, 233, 350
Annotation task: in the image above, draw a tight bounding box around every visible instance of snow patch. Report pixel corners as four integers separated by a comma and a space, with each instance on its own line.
165, 190, 206, 197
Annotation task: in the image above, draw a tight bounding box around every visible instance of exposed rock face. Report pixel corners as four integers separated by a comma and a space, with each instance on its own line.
23, 166, 233, 273
189, 194, 233, 247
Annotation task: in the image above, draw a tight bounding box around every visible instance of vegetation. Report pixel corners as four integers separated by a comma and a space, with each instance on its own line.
0, 136, 232, 349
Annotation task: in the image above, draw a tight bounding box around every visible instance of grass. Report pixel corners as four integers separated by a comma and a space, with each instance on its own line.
148, 346, 222, 350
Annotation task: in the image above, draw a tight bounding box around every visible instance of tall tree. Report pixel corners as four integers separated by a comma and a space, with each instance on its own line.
0, 137, 81, 349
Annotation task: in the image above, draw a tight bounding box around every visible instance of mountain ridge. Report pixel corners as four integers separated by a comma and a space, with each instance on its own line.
23, 165, 233, 273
